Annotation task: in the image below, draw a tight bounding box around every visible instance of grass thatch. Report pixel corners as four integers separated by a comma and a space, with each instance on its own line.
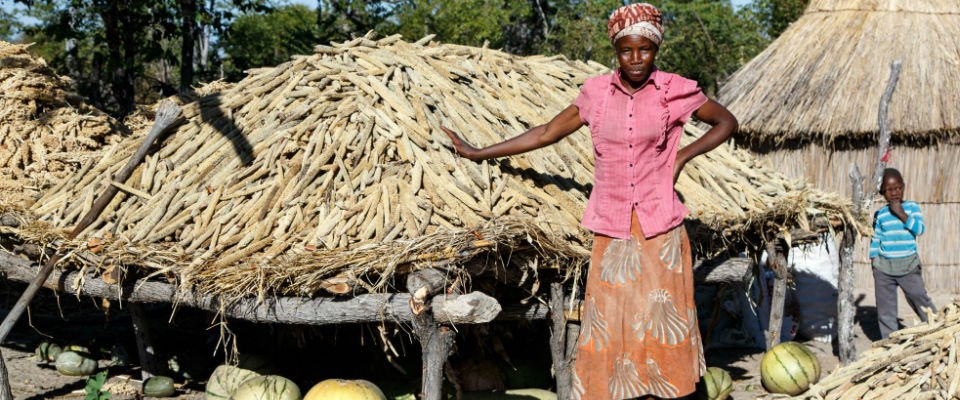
0, 34, 858, 300
718, 0, 960, 147
0, 41, 121, 206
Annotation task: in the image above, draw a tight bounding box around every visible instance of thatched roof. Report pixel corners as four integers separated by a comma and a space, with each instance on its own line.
717, 0, 960, 146
0, 42, 120, 205
1, 34, 855, 300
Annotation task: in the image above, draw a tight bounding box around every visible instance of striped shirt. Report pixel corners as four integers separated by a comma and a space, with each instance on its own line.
869, 201, 924, 259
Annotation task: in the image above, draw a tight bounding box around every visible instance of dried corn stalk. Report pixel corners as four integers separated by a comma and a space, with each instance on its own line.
0, 41, 120, 206
798, 302, 960, 400
3, 33, 855, 300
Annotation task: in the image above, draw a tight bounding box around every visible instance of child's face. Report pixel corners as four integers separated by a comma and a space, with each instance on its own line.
881, 175, 904, 203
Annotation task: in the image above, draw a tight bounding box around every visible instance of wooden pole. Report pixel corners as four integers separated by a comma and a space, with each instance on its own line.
839, 163, 864, 365
0, 353, 11, 400
0, 253, 502, 325
549, 282, 575, 398
837, 60, 901, 366
765, 240, 789, 349
408, 270, 456, 400
864, 61, 902, 211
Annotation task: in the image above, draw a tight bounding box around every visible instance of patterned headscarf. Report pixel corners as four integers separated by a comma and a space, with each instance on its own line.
607, 3, 663, 46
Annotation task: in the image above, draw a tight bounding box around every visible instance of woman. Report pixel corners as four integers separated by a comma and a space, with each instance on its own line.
442, 3, 737, 399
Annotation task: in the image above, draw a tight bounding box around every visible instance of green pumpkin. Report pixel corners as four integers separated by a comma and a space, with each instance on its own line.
205, 365, 261, 400
55, 350, 98, 376
144, 376, 177, 397
232, 375, 301, 400
698, 367, 734, 400
35, 342, 62, 363
760, 341, 821, 395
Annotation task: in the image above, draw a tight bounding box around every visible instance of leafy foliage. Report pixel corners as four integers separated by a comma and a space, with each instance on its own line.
83, 371, 111, 400
3, 0, 809, 116
222, 4, 322, 80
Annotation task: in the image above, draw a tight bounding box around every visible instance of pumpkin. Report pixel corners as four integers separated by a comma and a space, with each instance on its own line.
304, 379, 385, 400
55, 350, 98, 376
143, 376, 177, 397
232, 375, 301, 400
760, 341, 821, 395
698, 367, 733, 400
205, 365, 261, 400
35, 342, 62, 363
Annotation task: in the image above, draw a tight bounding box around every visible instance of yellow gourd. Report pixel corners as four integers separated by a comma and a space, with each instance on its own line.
304, 379, 386, 400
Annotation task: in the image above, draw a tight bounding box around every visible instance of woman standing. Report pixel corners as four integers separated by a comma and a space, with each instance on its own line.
443, 3, 737, 399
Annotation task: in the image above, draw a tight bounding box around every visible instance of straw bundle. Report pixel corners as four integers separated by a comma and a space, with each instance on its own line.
718, 0, 960, 146
0, 41, 120, 206
798, 302, 960, 400
3, 34, 854, 300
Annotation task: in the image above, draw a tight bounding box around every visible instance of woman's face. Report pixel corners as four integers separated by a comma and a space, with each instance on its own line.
615, 35, 659, 85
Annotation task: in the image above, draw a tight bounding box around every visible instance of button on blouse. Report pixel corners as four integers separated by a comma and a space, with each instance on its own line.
573, 69, 708, 239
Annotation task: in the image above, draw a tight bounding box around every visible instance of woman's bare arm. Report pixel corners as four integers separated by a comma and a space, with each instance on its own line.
442, 105, 584, 162
674, 99, 738, 182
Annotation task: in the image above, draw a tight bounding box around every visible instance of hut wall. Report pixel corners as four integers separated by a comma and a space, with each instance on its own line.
751, 144, 960, 293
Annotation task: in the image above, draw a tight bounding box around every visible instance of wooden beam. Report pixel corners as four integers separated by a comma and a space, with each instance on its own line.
0, 252, 502, 325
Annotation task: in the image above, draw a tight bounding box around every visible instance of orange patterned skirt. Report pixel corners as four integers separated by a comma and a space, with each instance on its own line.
572, 213, 704, 399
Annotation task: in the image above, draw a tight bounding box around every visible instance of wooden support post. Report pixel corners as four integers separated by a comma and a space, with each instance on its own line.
129, 303, 164, 379
0, 353, 11, 400
765, 241, 789, 349
408, 270, 456, 400
839, 164, 863, 365
549, 282, 575, 399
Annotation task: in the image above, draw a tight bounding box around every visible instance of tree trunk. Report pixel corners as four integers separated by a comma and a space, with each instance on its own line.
179, 0, 197, 92
100, 0, 135, 116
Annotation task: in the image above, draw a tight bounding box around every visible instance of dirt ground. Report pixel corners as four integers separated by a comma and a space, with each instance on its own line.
0, 288, 955, 399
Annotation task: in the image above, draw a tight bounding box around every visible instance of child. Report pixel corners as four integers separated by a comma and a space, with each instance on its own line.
869, 168, 935, 338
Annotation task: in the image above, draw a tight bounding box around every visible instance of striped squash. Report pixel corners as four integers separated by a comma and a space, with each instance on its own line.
699, 367, 733, 400
760, 342, 821, 395
143, 376, 177, 397
204, 365, 260, 400
54, 350, 98, 376
233, 375, 301, 400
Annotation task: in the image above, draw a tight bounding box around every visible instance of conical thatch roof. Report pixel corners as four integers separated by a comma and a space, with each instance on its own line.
718, 0, 960, 146
0, 42, 121, 205
1, 34, 854, 300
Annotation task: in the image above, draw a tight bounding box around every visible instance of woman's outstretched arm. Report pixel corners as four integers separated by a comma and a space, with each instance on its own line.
674, 99, 738, 182
442, 105, 584, 162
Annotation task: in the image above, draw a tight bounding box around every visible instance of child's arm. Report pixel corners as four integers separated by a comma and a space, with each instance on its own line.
869, 209, 882, 259
904, 202, 925, 237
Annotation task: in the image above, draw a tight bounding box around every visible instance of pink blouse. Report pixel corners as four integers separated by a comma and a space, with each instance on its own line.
573, 69, 707, 239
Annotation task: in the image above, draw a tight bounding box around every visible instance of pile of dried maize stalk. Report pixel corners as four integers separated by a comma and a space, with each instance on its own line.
0, 41, 120, 206
2, 33, 853, 299
798, 302, 960, 400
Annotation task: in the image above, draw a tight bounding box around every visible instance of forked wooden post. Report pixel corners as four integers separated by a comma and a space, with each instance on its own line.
838, 61, 901, 365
